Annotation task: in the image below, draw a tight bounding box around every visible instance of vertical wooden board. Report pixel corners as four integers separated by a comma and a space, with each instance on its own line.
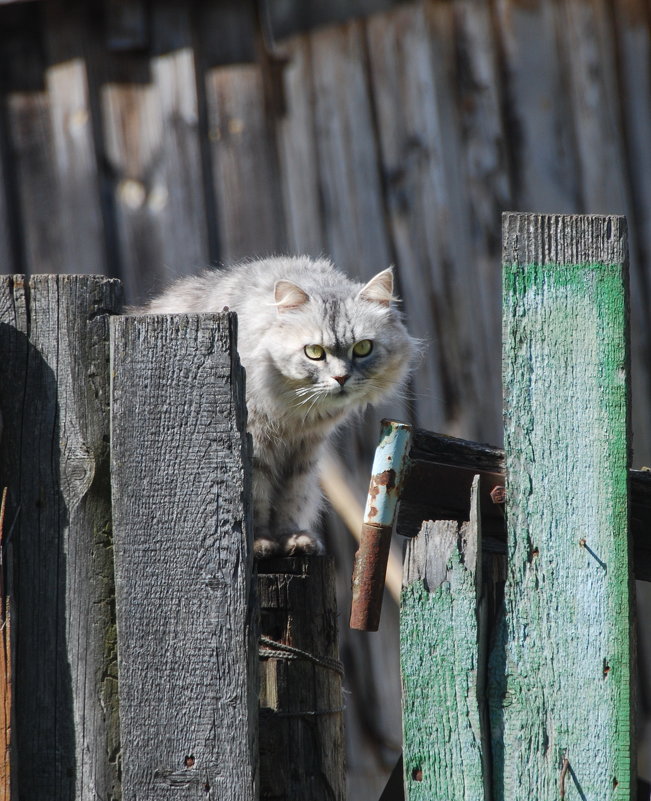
309, 21, 391, 278
448, 0, 509, 440
258, 557, 345, 801
557, 0, 630, 217
500, 213, 633, 799
150, 6, 212, 278
0, 274, 123, 800
98, 8, 210, 304
365, 4, 496, 441
3, 3, 107, 277
204, 64, 286, 263
275, 34, 326, 256
400, 476, 485, 800
364, 5, 448, 432
6, 91, 64, 274
424, 2, 502, 442
0, 110, 17, 274
612, 0, 651, 466
110, 313, 257, 801
43, 4, 108, 277
493, 0, 580, 213
454, 0, 512, 344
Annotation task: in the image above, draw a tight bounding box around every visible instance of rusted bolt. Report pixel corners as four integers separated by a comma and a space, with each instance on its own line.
184, 755, 195, 768
490, 485, 506, 504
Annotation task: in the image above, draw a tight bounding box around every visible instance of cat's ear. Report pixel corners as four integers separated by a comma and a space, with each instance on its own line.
274, 279, 310, 312
358, 268, 394, 306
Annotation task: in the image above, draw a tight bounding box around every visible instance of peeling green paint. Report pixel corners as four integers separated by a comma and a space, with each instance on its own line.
500, 253, 633, 800
400, 477, 485, 800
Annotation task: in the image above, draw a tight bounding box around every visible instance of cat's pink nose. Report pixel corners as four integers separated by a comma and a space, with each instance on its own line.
333, 374, 350, 386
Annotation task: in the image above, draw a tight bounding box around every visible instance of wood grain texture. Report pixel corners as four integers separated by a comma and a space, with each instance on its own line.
499, 213, 633, 799
401, 475, 486, 800
98, 6, 211, 304
0, 274, 123, 800
258, 557, 344, 801
204, 64, 286, 263
110, 312, 256, 801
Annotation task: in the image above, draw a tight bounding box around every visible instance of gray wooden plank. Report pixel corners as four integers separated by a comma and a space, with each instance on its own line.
99, 8, 210, 304
258, 557, 345, 801
366, 4, 498, 441
42, 5, 108, 277
110, 312, 257, 801
612, 0, 651, 467
275, 33, 326, 257
2, 5, 107, 278
0, 274, 123, 800
310, 20, 390, 278
493, 0, 580, 213
203, 63, 286, 263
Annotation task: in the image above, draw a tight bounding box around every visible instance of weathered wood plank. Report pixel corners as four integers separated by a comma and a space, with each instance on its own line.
110, 312, 256, 801
203, 63, 286, 263
365, 4, 499, 441
310, 20, 390, 278
401, 475, 486, 800
493, 0, 579, 213
275, 34, 325, 256
258, 557, 345, 801
43, 5, 108, 277
97, 7, 210, 304
612, 0, 651, 470
499, 213, 633, 799
0, 274, 123, 800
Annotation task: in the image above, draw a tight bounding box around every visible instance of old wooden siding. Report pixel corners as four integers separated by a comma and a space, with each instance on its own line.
1, 0, 651, 796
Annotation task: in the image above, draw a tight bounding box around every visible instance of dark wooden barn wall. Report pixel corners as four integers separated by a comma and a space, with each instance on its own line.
1, 0, 651, 797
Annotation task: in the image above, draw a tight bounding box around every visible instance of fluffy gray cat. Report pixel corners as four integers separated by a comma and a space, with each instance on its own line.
141, 256, 416, 557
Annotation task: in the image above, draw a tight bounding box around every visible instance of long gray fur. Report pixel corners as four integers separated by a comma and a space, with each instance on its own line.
139, 256, 416, 556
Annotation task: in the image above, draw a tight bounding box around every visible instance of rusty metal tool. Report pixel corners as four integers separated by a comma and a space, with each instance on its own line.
350, 419, 413, 631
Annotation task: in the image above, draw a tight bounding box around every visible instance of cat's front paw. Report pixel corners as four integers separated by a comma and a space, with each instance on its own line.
282, 531, 325, 556
253, 535, 283, 559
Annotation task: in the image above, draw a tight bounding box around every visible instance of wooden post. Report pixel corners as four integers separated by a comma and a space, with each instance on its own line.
0, 274, 123, 800
400, 475, 487, 800
257, 556, 345, 801
110, 313, 257, 801
498, 213, 633, 799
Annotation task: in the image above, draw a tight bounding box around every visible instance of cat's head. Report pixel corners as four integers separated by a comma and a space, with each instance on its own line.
262, 268, 417, 423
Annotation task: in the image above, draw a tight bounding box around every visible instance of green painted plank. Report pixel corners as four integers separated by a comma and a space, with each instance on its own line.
401, 475, 487, 801
498, 213, 633, 800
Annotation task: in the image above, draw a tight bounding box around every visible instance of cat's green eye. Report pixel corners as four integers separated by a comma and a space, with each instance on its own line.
352, 339, 373, 357
304, 344, 326, 360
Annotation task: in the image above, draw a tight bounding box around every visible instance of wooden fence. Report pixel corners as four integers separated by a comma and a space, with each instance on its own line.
392, 212, 642, 800
0, 211, 646, 800
0, 276, 344, 800
3, 2, 651, 794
